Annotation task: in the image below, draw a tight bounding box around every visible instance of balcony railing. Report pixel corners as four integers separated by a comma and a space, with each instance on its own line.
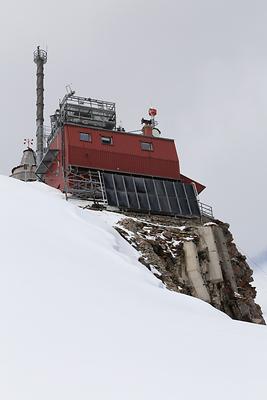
198, 202, 213, 218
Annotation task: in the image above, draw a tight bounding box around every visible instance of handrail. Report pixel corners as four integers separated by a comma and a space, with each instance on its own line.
198, 202, 214, 218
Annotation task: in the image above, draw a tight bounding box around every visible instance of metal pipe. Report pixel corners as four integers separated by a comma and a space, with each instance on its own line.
34, 46, 47, 165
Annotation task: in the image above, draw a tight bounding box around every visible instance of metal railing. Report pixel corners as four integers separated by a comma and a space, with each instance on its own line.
198, 202, 214, 218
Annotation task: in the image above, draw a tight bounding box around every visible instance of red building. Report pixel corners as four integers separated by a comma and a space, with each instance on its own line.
36, 93, 205, 217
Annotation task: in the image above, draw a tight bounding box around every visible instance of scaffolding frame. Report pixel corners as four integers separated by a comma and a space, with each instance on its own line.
64, 166, 107, 203
49, 93, 116, 143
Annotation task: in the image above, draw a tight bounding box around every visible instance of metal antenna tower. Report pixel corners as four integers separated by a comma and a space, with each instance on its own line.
34, 46, 47, 165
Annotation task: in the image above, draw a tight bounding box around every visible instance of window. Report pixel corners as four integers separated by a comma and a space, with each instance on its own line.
141, 142, 153, 151
101, 136, 113, 145
80, 132, 91, 142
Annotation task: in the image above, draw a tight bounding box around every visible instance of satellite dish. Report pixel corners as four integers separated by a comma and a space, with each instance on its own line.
152, 128, 161, 137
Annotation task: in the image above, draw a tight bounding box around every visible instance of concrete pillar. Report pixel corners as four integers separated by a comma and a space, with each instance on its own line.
198, 226, 224, 283
184, 241, 211, 302
212, 226, 238, 293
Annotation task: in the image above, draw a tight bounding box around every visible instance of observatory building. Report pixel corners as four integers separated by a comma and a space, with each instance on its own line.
33, 47, 208, 218
36, 93, 205, 217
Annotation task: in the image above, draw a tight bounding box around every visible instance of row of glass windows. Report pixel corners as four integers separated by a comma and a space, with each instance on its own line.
79, 132, 153, 151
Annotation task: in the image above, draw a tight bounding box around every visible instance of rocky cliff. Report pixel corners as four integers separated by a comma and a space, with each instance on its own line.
114, 213, 265, 325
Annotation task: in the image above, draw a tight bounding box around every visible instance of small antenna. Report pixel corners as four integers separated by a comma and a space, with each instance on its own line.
66, 84, 75, 96
24, 138, 34, 148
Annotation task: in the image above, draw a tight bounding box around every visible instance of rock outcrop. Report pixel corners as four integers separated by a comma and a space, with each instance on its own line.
115, 213, 265, 325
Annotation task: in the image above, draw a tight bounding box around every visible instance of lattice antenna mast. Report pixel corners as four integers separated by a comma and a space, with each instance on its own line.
34, 46, 47, 165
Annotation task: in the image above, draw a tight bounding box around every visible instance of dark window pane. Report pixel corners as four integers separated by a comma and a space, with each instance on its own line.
140, 142, 153, 151
124, 176, 135, 192
174, 182, 190, 215
174, 181, 186, 199
134, 177, 146, 193
105, 189, 117, 206
80, 132, 91, 142
154, 180, 165, 196
117, 191, 128, 207
185, 185, 200, 216
114, 174, 124, 191
184, 184, 196, 201
148, 195, 161, 212
158, 196, 171, 213
169, 196, 181, 214
144, 178, 156, 194
138, 193, 149, 210
165, 180, 176, 197
127, 192, 139, 209
101, 136, 113, 145
103, 173, 115, 189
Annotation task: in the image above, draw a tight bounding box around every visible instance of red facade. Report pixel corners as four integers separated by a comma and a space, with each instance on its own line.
65, 124, 180, 177
44, 123, 205, 194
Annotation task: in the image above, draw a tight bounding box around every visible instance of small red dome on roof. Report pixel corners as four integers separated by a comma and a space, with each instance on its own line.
148, 108, 157, 117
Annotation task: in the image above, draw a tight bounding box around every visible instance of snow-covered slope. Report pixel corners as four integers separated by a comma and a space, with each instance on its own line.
1, 175, 267, 400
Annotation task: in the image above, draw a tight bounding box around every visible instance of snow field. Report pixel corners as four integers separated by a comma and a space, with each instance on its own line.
1, 175, 267, 400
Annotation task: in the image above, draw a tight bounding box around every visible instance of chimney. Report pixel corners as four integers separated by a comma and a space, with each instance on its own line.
142, 123, 153, 137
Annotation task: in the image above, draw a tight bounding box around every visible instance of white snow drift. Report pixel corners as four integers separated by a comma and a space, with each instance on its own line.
1, 175, 267, 400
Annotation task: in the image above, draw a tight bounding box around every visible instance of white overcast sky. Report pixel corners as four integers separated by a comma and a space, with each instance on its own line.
0, 0, 266, 261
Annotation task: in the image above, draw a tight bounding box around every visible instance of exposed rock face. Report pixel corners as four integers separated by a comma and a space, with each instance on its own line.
115, 214, 265, 325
